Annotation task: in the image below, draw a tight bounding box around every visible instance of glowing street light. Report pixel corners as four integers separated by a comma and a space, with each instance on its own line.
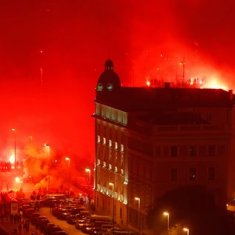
11, 128, 16, 167
85, 168, 91, 183
183, 227, 190, 235
65, 156, 71, 195
44, 143, 51, 192
134, 197, 141, 234
163, 211, 170, 231
109, 182, 115, 230
44, 143, 50, 157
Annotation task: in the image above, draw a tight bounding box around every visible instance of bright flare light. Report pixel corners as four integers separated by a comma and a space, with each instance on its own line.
204, 77, 228, 90
146, 80, 151, 87
15, 177, 22, 183
9, 154, 15, 164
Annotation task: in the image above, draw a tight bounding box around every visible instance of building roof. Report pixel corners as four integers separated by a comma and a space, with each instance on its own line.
96, 86, 234, 112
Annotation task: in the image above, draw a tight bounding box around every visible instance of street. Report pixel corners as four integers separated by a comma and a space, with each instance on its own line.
39, 207, 86, 235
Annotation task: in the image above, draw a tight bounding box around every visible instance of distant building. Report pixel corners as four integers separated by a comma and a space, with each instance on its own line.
93, 59, 235, 233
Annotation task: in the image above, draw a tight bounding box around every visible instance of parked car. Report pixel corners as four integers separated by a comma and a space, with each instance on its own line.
51, 231, 68, 235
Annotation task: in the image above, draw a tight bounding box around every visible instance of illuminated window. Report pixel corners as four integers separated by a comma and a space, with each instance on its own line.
103, 162, 106, 168
97, 135, 101, 143
103, 137, 106, 145
115, 166, 118, 172
111, 109, 116, 121
106, 83, 113, 91
96, 104, 101, 115
109, 140, 112, 147
115, 142, 118, 150
97, 83, 103, 91
109, 164, 112, 170
123, 180, 128, 185
97, 159, 100, 165
121, 169, 124, 175
120, 144, 124, 152
123, 113, 127, 126
117, 112, 122, 123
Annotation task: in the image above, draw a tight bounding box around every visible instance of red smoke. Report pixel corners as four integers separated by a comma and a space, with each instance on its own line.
0, 0, 234, 163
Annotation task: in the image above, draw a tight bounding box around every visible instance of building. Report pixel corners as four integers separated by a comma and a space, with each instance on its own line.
93, 59, 235, 233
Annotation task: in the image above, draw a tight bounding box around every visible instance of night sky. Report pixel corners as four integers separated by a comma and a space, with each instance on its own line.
0, 0, 235, 161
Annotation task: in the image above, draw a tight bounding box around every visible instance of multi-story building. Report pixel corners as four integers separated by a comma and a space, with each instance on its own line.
93, 59, 235, 233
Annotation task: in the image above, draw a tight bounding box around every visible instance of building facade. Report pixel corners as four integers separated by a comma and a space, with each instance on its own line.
93, 60, 235, 233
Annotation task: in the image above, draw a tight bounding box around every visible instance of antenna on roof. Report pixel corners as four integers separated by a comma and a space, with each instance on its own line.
179, 57, 185, 81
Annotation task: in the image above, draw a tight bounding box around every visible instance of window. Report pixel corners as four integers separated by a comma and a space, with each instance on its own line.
171, 168, 178, 181
97, 83, 103, 91
198, 145, 206, 156
97, 135, 101, 143
189, 146, 197, 157
155, 146, 161, 156
208, 145, 216, 156
189, 168, 196, 181
115, 142, 118, 150
121, 144, 124, 152
179, 145, 187, 156
208, 167, 215, 180
218, 145, 226, 155
109, 140, 112, 147
106, 83, 113, 91
103, 137, 106, 145
170, 146, 178, 157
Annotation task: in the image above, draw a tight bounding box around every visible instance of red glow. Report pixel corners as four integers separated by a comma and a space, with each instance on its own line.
146, 80, 151, 87
0, 1, 234, 195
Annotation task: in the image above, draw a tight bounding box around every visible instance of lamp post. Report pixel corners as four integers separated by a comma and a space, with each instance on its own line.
44, 143, 50, 192
85, 168, 91, 184
179, 58, 185, 81
134, 197, 141, 234
163, 211, 170, 231
183, 227, 189, 235
109, 182, 115, 232
65, 156, 71, 195
11, 128, 16, 168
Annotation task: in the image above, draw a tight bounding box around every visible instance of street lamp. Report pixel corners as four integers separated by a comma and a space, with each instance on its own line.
85, 168, 91, 184
44, 143, 50, 192
109, 182, 115, 231
183, 227, 189, 235
134, 197, 141, 234
163, 211, 170, 231
11, 128, 16, 168
65, 156, 71, 195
